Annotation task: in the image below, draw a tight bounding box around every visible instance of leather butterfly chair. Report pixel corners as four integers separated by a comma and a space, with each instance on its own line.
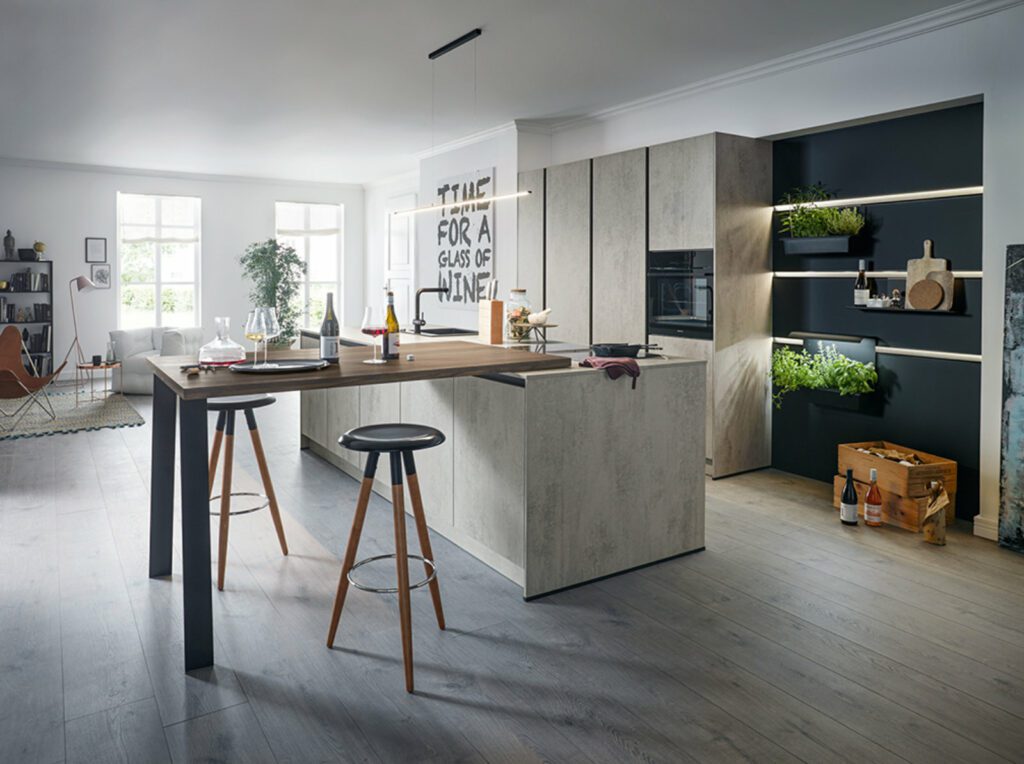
0, 325, 69, 432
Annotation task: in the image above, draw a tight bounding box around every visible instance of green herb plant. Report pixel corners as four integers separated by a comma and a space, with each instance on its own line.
778, 184, 866, 238
239, 239, 307, 347
771, 344, 878, 408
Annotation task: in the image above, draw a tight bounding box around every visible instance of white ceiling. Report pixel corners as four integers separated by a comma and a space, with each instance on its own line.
0, 0, 959, 184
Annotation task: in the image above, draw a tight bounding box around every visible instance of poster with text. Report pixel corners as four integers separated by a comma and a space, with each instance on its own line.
432, 168, 496, 308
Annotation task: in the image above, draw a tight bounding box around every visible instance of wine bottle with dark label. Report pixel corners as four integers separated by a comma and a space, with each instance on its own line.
854, 260, 870, 306
383, 290, 400, 360
840, 468, 859, 525
320, 292, 340, 364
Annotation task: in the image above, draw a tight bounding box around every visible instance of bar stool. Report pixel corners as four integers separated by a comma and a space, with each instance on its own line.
208, 394, 288, 591
326, 423, 446, 693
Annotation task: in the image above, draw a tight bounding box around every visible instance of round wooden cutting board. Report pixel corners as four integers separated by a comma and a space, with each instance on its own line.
908, 279, 943, 310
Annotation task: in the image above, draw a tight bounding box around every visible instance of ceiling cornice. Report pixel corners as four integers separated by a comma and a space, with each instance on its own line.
412, 121, 519, 161
547, 0, 1022, 133
0, 155, 365, 190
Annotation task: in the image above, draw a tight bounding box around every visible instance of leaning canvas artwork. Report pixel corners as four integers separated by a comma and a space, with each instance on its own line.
1000, 244, 1024, 552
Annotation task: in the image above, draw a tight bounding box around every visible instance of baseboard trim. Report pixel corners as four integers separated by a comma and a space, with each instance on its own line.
973, 513, 999, 540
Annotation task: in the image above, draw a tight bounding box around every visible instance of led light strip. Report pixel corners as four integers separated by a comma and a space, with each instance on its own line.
392, 190, 531, 217
773, 270, 983, 279
772, 185, 983, 211
772, 336, 981, 363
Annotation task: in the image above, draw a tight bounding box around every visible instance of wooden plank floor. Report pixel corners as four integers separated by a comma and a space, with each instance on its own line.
2, 391, 1023, 763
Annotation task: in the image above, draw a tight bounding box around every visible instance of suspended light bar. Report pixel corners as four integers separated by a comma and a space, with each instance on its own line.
392, 190, 532, 217
773, 185, 983, 212
428, 28, 482, 60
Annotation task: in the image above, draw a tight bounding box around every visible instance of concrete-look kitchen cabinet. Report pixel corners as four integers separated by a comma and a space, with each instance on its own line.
648, 134, 715, 251
592, 148, 647, 343
517, 168, 545, 303
301, 358, 707, 598
544, 159, 591, 345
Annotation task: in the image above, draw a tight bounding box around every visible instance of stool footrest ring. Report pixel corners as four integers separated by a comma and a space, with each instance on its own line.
209, 491, 270, 516
347, 553, 437, 594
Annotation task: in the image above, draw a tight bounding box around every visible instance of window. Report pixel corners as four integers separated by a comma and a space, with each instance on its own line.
117, 193, 201, 329
275, 202, 343, 327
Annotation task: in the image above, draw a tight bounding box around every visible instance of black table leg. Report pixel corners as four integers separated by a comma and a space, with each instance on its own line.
180, 396, 213, 671
149, 376, 177, 578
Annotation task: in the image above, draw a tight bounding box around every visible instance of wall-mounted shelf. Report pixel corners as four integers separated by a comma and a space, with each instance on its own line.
774, 270, 982, 279
773, 335, 981, 363
772, 185, 983, 212
845, 306, 968, 316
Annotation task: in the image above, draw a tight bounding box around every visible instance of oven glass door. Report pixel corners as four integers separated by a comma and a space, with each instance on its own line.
648, 272, 713, 339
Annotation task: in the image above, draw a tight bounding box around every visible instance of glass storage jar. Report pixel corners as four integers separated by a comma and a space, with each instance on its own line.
505, 288, 532, 341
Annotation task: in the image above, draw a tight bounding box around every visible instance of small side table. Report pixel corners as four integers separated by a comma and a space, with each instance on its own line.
76, 362, 123, 407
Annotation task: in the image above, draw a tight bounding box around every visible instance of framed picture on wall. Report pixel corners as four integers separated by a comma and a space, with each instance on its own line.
91, 263, 111, 289
85, 237, 107, 263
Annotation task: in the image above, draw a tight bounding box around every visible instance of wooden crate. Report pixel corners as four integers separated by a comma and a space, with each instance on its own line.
837, 440, 957, 498
831, 475, 954, 532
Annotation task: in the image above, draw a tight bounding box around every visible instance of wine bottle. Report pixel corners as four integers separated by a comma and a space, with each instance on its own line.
320, 292, 340, 364
854, 260, 869, 306
864, 468, 883, 527
383, 290, 400, 360
840, 468, 859, 525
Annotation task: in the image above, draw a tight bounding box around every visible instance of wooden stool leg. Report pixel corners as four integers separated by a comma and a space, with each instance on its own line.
208, 411, 226, 498
216, 411, 235, 592
390, 452, 415, 693
402, 451, 445, 630
327, 452, 379, 647
245, 410, 288, 556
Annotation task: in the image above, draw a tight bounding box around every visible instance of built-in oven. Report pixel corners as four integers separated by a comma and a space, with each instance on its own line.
647, 249, 714, 340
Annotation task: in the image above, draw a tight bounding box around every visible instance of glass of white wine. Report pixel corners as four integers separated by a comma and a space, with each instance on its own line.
244, 309, 266, 366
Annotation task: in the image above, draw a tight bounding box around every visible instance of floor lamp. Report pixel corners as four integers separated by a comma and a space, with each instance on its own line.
69, 276, 96, 390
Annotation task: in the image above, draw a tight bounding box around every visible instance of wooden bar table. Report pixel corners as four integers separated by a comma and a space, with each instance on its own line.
146, 341, 570, 672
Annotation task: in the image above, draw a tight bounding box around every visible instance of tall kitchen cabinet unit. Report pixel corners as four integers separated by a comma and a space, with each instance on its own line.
649, 133, 773, 478
544, 159, 592, 345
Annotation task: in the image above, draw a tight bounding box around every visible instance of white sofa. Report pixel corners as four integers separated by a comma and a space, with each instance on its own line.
109, 326, 204, 394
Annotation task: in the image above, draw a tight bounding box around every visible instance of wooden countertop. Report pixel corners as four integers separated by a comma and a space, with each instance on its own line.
147, 341, 572, 400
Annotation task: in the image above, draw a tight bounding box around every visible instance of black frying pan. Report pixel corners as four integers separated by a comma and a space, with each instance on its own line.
590, 343, 661, 358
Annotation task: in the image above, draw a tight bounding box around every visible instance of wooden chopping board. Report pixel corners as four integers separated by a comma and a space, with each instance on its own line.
906, 239, 950, 309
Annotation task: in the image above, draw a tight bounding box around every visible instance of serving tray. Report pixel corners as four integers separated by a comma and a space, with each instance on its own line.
229, 359, 329, 374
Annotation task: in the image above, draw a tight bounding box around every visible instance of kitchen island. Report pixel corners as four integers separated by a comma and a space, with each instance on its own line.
300, 330, 706, 598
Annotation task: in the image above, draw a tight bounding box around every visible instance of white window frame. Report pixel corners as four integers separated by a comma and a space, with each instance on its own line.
274, 201, 344, 327
115, 192, 202, 328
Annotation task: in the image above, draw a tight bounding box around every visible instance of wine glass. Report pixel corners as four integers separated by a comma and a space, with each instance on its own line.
244, 309, 266, 367
261, 307, 281, 367
360, 307, 387, 364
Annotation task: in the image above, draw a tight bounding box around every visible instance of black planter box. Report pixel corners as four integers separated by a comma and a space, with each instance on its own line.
781, 235, 853, 256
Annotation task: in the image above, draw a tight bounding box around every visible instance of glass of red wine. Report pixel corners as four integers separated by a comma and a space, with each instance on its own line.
360, 307, 388, 364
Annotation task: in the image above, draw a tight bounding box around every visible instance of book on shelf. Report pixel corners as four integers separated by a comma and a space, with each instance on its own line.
6, 269, 50, 292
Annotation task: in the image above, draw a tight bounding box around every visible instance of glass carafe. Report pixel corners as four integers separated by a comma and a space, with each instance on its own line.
198, 316, 246, 365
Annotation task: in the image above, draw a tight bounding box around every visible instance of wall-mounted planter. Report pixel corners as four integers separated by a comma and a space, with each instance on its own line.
781, 235, 853, 256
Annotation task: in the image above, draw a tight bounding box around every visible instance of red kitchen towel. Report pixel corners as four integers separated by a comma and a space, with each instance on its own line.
580, 357, 641, 389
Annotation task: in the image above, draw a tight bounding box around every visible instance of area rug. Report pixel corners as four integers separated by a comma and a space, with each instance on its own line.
0, 391, 144, 440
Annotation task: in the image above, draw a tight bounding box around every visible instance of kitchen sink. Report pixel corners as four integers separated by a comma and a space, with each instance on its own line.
417, 327, 478, 337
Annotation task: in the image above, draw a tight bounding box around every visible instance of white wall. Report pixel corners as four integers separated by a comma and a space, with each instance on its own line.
363, 171, 419, 321
416, 125, 520, 330
0, 160, 363, 374
545, 4, 1024, 537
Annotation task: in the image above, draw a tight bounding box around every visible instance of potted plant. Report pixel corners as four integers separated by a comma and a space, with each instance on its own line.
771, 343, 878, 408
239, 239, 307, 347
778, 183, 867, 255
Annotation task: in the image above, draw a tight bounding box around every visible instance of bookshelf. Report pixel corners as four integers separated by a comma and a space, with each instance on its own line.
0, 259, 53, 375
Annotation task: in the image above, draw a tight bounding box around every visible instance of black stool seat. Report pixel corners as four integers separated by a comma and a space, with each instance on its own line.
340, 423, 446, 452
208, 394, 276, 412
